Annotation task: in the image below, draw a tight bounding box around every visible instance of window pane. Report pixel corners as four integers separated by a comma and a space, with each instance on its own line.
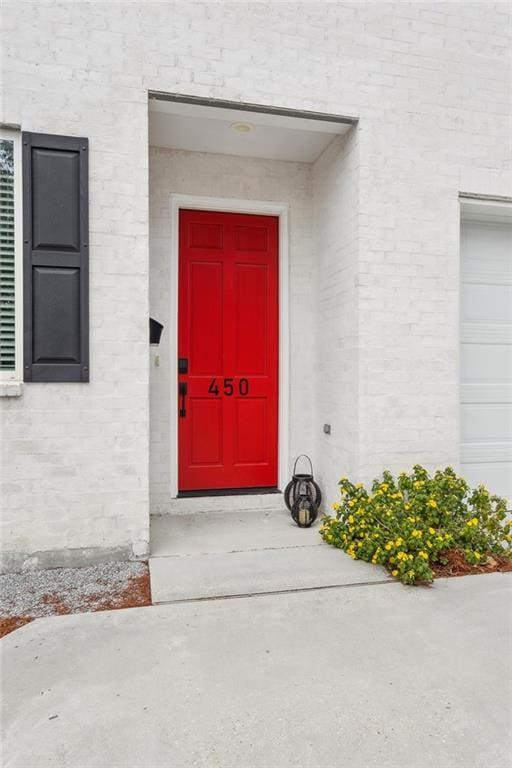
0, 139, 15, 371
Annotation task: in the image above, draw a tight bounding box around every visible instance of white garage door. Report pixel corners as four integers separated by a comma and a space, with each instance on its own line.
460, 215, 512, 504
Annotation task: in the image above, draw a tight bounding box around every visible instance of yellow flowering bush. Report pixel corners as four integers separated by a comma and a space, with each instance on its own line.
320, 465, 511, 585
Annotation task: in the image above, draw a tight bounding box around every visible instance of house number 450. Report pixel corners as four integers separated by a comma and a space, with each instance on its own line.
208, 378, 249, 397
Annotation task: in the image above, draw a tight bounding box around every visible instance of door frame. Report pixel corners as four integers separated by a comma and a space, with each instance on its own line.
169, 194, 290, 498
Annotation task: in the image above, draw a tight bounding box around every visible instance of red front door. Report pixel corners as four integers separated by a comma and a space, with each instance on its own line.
178, 209, 279, 491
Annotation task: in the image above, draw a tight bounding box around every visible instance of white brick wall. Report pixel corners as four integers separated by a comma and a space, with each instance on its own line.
1, 1, 510, 568
313, 130, 360, 501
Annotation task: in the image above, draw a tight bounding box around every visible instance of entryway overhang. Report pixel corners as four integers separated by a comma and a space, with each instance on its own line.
148, 91, 357, 162
148, 91, 359, 515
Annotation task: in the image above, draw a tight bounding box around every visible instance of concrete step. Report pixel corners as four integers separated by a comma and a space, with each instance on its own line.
149, 509, 388, 603
161, 492, 287, 516
149, 546, 387, 603
150, 508, 318, 558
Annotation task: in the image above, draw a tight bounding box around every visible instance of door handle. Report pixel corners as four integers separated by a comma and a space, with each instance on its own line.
179, 382, 187, 417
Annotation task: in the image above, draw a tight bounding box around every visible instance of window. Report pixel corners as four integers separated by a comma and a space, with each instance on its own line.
0, 128, 22, 381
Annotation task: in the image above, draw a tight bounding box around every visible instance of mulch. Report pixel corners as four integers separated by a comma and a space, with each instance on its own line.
0, 566, 151, 640
432, 549, 512, 579
0, 617, 33, 637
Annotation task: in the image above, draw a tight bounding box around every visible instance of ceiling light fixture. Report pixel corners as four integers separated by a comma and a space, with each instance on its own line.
230, 122, 253, 134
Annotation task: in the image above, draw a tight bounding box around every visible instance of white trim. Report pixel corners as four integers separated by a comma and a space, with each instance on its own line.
0, 381, 23, 397
0, 128, 23, 384
460, 196, 512, 224
169, 194, 290, 498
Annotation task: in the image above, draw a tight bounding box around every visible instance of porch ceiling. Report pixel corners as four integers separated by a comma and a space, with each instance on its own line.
149, 96, 352, 162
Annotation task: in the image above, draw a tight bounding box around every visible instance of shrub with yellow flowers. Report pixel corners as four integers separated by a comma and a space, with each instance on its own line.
320, 465, 511, 585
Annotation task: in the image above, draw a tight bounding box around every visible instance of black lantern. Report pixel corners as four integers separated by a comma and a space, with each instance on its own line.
285, 455, 322, 528
149, 317, 164, 345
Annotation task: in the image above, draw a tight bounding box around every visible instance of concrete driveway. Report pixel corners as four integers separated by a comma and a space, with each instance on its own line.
2, 572, 511, 768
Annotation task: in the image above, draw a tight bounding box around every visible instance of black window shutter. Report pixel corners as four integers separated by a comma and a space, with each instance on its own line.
22, 132, 89, 382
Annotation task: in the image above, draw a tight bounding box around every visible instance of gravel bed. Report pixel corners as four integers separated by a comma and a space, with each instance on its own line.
0, 561, 147, 618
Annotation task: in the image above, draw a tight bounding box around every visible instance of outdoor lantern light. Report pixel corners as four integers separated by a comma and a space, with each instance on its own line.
285, 455, 322, 528
149, 317, 164, 346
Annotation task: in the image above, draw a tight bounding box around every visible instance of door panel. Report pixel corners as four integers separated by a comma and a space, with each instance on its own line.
234, 398, 268, 465
235, 224, 268, 251
189, 398, 223, 466
189, 261, 223, 374
189, 222, 223, 249
178, 209, 278, 491
234, 263, 268, 374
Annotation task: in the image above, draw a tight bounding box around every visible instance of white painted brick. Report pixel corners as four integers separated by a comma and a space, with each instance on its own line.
0, 1, 510, 566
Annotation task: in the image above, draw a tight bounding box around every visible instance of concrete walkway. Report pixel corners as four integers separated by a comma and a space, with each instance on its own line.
2, 573, 511, 768
149, 509, 388, 602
